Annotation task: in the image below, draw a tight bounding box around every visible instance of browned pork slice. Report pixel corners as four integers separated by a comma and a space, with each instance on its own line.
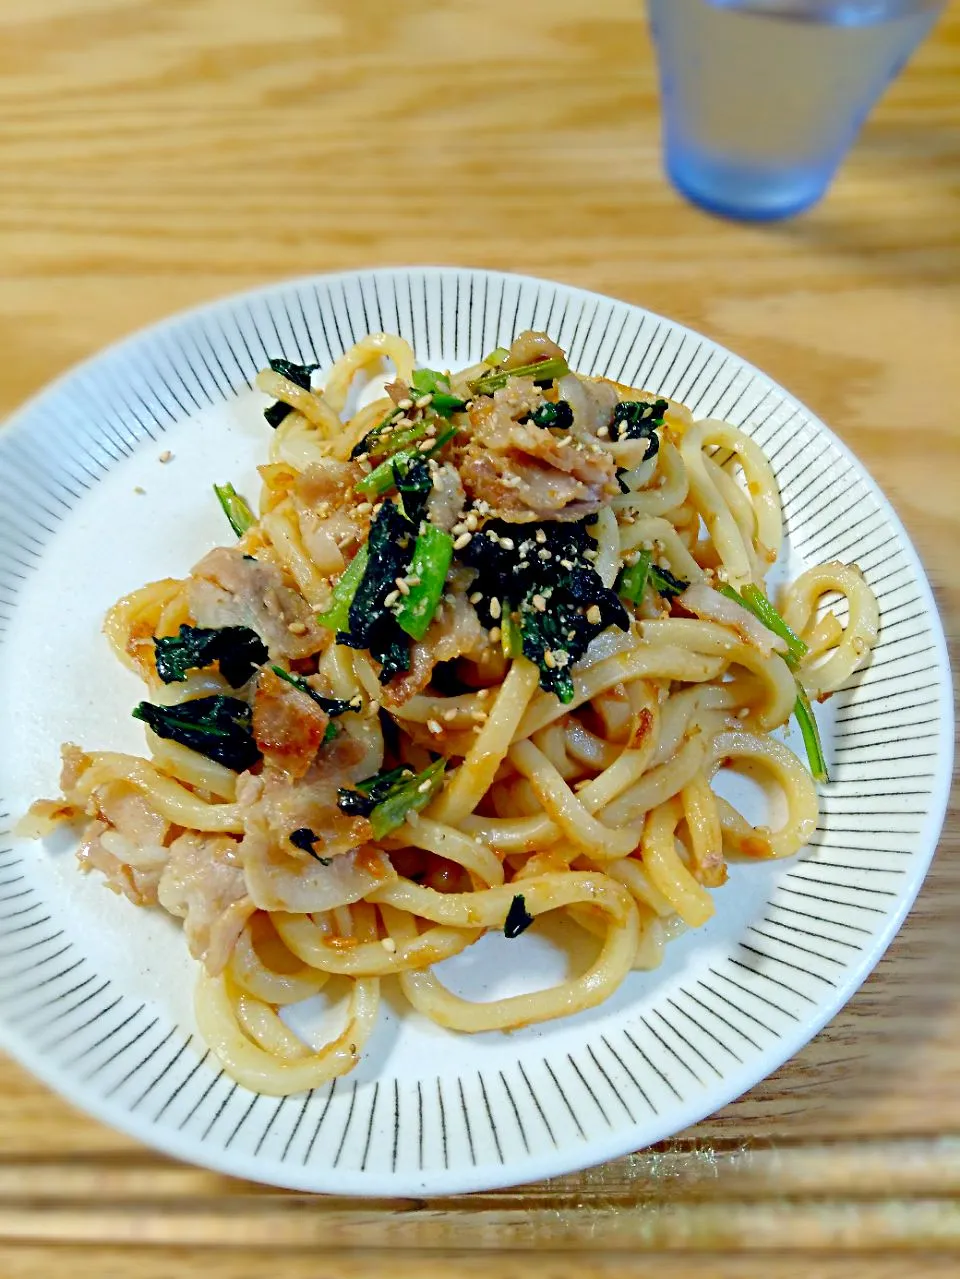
188, 546, 323, 661
236, 734, 392, 913
458, 379, 619, 523
73, 776, 173, 905
291, 458, 372, 577
383, 572, 485, 705
157, 832, 254, 975
252, 666, 329, 781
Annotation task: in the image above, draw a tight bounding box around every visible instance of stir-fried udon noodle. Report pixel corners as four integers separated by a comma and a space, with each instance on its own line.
21, 330, 880, 1096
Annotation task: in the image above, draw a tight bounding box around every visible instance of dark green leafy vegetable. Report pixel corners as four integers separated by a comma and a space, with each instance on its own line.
529, 400, 574, 430
154, 624, 267, 688
289, 827, 332, 864
132, 696, 261, 772
395, 525, 454, 641
355, 429, 457, 499
617, 551, 651, 606
213, 483, 256, 538
263, 357, 320, 428
649, 563, 689, 600
337, 760, 445, 838
336, 501, 413, 684
467, 355, 570, 398
317, 546, 369, 633
269, 665, 360, 718
504, 893, 534, 939
615, 469, 631, 494
322, 722, 339, 744
393, 455, 433, 526
460, 518, 629, 703
609, 399, 668, 459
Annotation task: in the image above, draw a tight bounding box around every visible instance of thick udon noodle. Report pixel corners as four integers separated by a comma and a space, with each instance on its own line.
22, 332, 879, 1095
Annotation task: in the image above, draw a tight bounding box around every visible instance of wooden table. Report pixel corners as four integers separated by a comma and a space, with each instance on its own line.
1, 0, 958, 1274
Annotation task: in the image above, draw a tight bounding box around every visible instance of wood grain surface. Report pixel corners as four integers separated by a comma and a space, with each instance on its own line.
1, 0, 958, 1274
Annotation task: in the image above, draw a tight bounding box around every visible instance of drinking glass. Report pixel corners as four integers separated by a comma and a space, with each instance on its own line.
648, 0, 946, 220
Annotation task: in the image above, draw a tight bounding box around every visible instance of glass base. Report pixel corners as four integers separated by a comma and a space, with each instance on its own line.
665, 149, 834, 221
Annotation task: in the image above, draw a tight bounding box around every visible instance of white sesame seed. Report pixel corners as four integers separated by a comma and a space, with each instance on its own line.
555, 436, 571, 449
554, 650, 570, 667
417, 438, 434, 452
543, 650, 557, 668
469, 591, 483, 605
417, 779, 433, 794
427, 718, 443, 735
489, 597, 502, 620
357, 457, 373, 474
158, 450, 173, 464
586, 604, 602, 625
538, 549, 552, 561
465, 512, 479, 532
499, 537, 515, 551
532, 594, 547, 612
349, 695, 363, 710
597, 425, 610, 439
453, 532, 472, 550
406, 576, 421, 587
535, 530, 547, 544
395, 577, 411, 595
488, 626, 502, 643
425, 423, 437, 437
133, 485, 146, 495
355, 501, 373, 516
560, 559, 574, 570
415, 394, 433, 409
397, 397, 413, 410
476, 688, 491, 700
471, 710, 488, 723
383, 589, 400, 608
584, 548, 598, 560
442, 708, 458, 722
287, 620, 308, 635
381, 937, 397, 952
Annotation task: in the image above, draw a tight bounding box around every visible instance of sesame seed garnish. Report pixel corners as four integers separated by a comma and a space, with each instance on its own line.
555, 436, 571, 449
543, 650, 557, 668
489, 597, 502, 620
554, 650, 570, 667
559, 558, 574, 570
532, 594, 547, 612
349, 695, 363, 710
488, 626, 502, 643
442, 708, 458, 722
425, 423, 437, 437
597, 425, 610, 439
476, 688, 491, 700
417, 438, 434, 452
158, 450, 173, 464
133, 485, 146, 495
427, 718, 443, 735
465, 512, 479, 532
355, 501, 373, 516
499, 537, 515, 551
469, 591, 483, 605
417, 779, 433, 794
471, 710, 488, 723
381, 937, 397, 952
538, 549, 552, 561
415, 393, 433, 409
395, 577, 411, 596
357, 457, 373, 474
397, 397, 413, 410
586, 604, 602, 625
453, 532, 472, 550
383, 589, 400, 608
535, 530, 547, 544
287, 620, 308, 635
407, 576, 421, 587
584, 549, 598, 561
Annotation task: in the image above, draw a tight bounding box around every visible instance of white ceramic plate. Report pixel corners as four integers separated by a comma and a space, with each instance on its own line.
0, 268, 951, 1195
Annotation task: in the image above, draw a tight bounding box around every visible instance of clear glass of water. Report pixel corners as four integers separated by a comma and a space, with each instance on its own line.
648, 0, 945, 220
